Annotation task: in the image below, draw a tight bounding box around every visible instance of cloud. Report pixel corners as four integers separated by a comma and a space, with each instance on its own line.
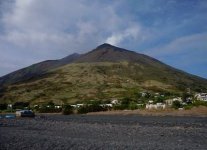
105, 25, 141, 46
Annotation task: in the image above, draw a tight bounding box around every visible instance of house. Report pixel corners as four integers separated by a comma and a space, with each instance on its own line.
195, 93, 207, 101
146, 103, 166, 110
156, 103, 166, 109
173, 97, 182, 102
111, 99, 119, 105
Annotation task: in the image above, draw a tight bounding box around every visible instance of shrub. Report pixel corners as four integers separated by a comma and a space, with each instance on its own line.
121, 97, 131, 105
38, 106, 62, 113
13, 102, 30, 109
0, 103, 7, 110
128, 102, 138, 110
38, 102, 62, 113
192, 101, 207, 107
113, 104, 127, 110
62, 105, 73, 115
172, 100, 182, 109
184, 105, 193, 110
77, 105, 89, 114
77, 104, 107, 114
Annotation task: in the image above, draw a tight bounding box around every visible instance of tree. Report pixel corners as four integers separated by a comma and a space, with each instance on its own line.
13, 102, 30, 109
62, 105, 73, 115
172, 100, 182, 109
182, 93, 192, 102
155, 96, 164, 103
121, 97, 131, 105
128, 101, 138, 110
0, 103, 7, 110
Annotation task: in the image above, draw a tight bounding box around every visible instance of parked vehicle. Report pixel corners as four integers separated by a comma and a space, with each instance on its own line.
16, 110, 35, 117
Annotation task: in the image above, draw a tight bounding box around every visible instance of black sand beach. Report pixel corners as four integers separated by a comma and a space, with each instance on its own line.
0, 114, 207, 150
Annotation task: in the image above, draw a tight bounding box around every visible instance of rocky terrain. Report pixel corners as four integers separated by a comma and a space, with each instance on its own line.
0, 114, 207, 150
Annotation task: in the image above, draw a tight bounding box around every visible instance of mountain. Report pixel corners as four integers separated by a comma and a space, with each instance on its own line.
0, 43, 207, 104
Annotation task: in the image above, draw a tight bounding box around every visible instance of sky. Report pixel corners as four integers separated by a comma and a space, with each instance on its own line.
0, 0, 207, 78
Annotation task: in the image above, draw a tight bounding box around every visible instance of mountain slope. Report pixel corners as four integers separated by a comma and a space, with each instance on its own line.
0, 43, 207, 104
0, 53, 81, 86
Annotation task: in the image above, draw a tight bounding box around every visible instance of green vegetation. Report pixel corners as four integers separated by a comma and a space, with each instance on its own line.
13, 102, 30, 109
184, 101, 207, 110
36, 101, 62, 113
62, 105, 73, 115
0, 103, 7, 110
77, 105, 107, 114
172, 100, 183, 109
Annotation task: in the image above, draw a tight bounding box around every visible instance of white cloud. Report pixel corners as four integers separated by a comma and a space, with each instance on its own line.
106, 25, 142, 46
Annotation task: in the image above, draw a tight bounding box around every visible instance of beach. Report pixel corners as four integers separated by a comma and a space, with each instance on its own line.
0, 114, 207, 150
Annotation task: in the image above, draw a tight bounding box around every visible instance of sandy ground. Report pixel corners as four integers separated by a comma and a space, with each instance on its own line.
0, 114, 207, 150
88, 106, 207, 117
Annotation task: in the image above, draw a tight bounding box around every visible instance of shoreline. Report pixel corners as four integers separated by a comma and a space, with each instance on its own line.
87, 106, 207, 117
1, 106, 207, 117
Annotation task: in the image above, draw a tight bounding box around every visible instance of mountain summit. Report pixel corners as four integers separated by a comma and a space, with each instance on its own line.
0, 44, 207, 103
75, 43, 161, 64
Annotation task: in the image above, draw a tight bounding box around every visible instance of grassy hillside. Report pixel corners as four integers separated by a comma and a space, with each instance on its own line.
1, 62, 207, 104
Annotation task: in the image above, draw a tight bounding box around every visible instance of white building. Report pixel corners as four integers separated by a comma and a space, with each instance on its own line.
195, 93, 207, 101
111, 99, 119, 105
173, 97, 182, 102
146, 103, 166, 110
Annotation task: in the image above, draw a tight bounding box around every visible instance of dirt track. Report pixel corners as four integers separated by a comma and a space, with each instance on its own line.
0, 114, 207, 150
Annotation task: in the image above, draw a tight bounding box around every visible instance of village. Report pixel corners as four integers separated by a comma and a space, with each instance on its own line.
1, 91, 207, 115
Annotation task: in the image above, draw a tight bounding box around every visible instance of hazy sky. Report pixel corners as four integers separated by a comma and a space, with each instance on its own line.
0, 0, 207, 78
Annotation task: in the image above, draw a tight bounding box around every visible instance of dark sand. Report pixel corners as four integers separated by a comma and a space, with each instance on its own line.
0, 114, 207, 150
